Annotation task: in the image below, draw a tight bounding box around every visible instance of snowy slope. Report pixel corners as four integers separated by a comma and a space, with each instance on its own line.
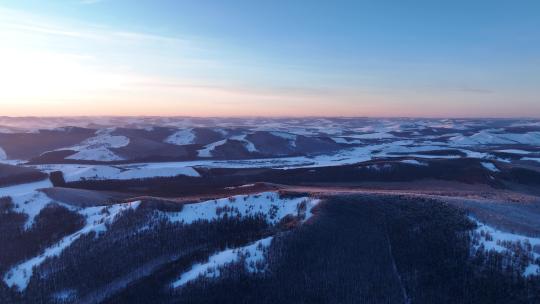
171, 236, 273, 288
66, 147, 124, 162
1, 191, 315, 292
0, 179, 51, 198
3, 201, 142, 291
0, 146, 6, 160
496, 149, 532, 155
270, 131, 297, 147
32, 135, 513, 176
230, 135, 258, 152
0, 180, 54, 228
331, 137, 363, 144
162, 192, 319, 225
351, 132, 395, 139
2, 118, 540, 167
400, 159, 428, 166
65, 129, 130, 161
168, 191, 319, 288
35, 163, 200, 182
481, 162, 500, 172
451, 131, 540, 146
470, 218, 540, 277
165, 129, 195, 145
197, 140, 227, 157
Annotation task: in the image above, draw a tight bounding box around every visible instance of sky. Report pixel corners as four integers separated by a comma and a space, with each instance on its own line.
0, 0, 539, 117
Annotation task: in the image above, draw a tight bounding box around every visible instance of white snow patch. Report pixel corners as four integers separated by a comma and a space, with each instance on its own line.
165, 129, 195, 145
230, 135, 258, 152
331, 137, 349, 144
270, 131, 297, 147
350, 132, 395, 139
3, 201, 141, 291
364, 163, 394, 171
496, 149, 532, 155
331, 137, 362, 144
460, 149, 490, 159
522, 157, 540, 164
403, 154, 461, 159
171, 237, 273, 288
0, 180, 54, 228
34, 163, 200, 182
451, 131, 540, 146
524, 264, 540, 277
0, 179, 52, 198
400, 159, 428, 166
197, 139, 227, 157
213, 128, 228, 136
224, 184, 256, 190
66, 147, 123, 162
0, 127, 15, 134
497, 132, 540, 145
64, 129, 129, 161
471, 219, 540, 251
162, 192, 319, 225
0, 146, 6, 160
12, 191, 57, 229
113, 166, 200, 180
0, 159, 24, 165
481, 162, 500, 172
470, 218, 540, 277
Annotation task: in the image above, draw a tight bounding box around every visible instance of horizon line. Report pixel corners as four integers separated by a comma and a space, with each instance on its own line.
0, 115, 539, 120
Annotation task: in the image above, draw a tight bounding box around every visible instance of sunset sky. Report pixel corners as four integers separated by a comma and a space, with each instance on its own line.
0, 0, 539, 117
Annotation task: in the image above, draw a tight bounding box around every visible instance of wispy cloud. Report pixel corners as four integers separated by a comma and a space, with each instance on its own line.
0, 7, 191, 44
0, 7, 215, 97
0, 6, 357, 117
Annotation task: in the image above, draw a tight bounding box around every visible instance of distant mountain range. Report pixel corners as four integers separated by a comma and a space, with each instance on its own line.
0, 117, 539, 165
1, 117, 540, 303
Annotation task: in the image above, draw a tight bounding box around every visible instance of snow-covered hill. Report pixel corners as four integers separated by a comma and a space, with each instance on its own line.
63, 129, 130, 161
0, 118, 539, 166
1, 189, 318, 292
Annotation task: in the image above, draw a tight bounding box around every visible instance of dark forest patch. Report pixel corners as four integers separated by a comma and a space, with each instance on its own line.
106, 195, 540, 304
